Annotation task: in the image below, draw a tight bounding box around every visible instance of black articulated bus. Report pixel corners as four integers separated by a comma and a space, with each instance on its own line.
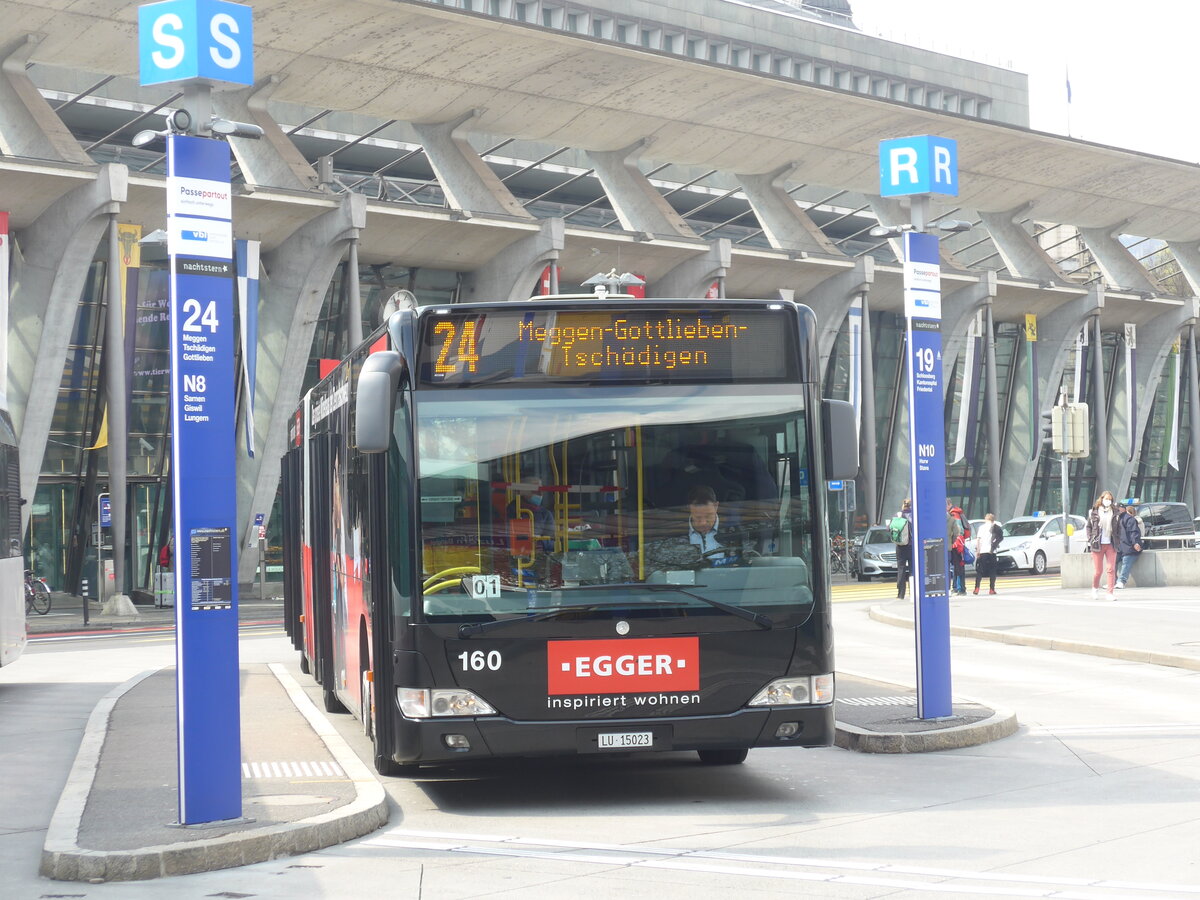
281, 296, 858, 775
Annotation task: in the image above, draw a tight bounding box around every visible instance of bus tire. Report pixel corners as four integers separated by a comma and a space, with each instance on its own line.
299, 652, 310, 675
697, 748, 748, 765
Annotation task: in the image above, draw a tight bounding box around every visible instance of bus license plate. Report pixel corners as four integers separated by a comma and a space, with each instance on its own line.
598, 731, 653, 749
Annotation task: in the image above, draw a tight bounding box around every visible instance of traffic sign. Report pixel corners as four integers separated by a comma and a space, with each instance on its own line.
138, 0, 254, 87
827, 480, 844, 491
879, 135, 958, 197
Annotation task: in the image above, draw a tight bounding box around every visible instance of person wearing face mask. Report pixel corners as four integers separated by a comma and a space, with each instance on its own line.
1085, 490, 1118, 600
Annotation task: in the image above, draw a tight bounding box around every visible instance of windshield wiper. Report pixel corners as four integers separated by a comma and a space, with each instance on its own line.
456, 582, 773, 637
457, 599, 629, 637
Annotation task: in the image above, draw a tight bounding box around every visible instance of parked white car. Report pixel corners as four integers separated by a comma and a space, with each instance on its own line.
995, 514, 1087, 574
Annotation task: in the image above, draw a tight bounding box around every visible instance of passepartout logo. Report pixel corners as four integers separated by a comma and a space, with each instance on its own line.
547, 637, 699, 695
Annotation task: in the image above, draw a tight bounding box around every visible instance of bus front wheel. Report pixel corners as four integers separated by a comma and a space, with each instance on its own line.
697, 749, 748, 765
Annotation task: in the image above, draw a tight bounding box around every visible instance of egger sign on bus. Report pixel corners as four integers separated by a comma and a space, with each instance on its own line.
546, 638, 700, 711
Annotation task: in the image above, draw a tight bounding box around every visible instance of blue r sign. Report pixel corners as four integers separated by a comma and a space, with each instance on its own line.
879, 135, 958, 197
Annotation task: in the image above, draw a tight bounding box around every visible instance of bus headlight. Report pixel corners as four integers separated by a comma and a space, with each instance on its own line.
397, 687, 497, 718
748, 674, 833, 707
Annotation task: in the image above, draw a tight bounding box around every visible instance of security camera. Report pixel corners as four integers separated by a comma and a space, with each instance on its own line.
167, 108, 192, 133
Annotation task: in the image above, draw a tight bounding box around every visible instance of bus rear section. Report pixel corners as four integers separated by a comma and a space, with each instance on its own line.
288, 299, 857, 774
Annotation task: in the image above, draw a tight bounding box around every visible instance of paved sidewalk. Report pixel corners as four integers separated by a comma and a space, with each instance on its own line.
869, 582, 1200, 671
40, 662, 388, 882
24, 589, 282, 634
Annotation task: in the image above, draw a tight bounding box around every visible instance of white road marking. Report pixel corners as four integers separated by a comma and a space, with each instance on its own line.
357, 828, 1200, 897
241, 760, 346, 778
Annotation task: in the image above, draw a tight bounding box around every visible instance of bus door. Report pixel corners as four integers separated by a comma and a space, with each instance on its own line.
281, 445, 303, 651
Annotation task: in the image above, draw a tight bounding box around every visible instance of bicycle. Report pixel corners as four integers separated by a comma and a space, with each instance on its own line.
828, 535, 849, 575
25, 569, 51, 616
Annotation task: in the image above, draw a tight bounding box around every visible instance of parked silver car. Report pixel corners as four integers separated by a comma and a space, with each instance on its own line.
852, 525, 898, 581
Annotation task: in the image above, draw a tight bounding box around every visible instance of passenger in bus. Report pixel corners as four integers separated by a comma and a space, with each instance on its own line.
507, 475, 556, 546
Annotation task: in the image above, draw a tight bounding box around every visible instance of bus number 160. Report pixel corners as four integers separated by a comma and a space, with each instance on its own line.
458, 650, 502, 672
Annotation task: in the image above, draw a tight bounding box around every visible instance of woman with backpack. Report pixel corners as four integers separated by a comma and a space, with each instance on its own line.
972, 513, 1002, 595
892, 498, 913, 599
1113, 502, 1143, 591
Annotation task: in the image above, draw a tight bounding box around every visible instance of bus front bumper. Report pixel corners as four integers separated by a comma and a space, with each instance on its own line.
391, 705, 835, 767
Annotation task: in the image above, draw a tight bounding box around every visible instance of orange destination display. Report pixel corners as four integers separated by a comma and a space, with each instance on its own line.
417, 305, 798, 386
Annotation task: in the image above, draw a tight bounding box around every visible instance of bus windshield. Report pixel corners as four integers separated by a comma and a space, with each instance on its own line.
416, 387, 816, 624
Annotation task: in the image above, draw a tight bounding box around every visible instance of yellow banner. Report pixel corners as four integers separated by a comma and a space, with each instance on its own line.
88, 224, 142, 451
1024, 313, 1038, 342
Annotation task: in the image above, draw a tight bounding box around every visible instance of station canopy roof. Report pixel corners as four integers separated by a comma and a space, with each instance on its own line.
8, 0, 1200, 243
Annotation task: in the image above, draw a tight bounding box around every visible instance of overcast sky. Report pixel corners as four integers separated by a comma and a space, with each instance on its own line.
848, 0, 1200, 163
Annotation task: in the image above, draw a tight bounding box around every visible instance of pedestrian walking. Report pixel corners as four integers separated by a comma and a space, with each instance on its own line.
891, 498, 913, 599
1085, 490, 1119, 600
972, 513, 1002, 594
947, 500, 968, 595
1113, 502, 1143, 590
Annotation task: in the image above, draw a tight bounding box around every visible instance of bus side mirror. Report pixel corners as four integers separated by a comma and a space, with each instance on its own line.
821, 398, 859, 481
354, 350, 408, 453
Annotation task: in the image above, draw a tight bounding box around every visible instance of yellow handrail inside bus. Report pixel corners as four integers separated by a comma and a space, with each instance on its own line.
423, 578, 469, 595
422, 566, 482, 590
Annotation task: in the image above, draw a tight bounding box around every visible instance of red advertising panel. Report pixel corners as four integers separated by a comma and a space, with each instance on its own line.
547, 637, 699, 695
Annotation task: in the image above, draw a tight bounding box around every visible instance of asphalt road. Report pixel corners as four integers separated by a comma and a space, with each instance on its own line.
4, 601, 1199, 899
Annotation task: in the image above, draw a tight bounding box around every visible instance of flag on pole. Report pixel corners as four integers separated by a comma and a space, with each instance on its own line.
952, 311, 981, 465
236, 240, 261, 458
1124, 323, 1137, 462
847, 296, 863, 438
1073, 325, 1088, 403
88, 224, 142, 451
1167, 337, 1181, 470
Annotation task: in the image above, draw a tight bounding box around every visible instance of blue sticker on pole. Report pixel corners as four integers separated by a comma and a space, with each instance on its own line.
879, 135, 958, 197
138, 0, 254, 87
168, 133, 241, 825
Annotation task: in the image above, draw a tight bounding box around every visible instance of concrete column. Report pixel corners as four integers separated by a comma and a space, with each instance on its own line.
0, 35, 92, 163
1092, 312, 1110, 495
1002, 287, 1101, 519
1165, 241, 1200, 295
978, 204, 1067, 283
1077, 224, 1160, 293
413, 111, 533, 219
212, 77, 318, 192
983, 303, 1001, 516
346, 237, 363, 347
735, 164, 842, 257
9, 165, 128, 529
1111, 299, 1199, 498
236, 193, 366, 582
648, 239, 731, 299
857, 290, 878, 526
800, 258, 874, 370
104, 215, 129, 603
940, 272, 997, 396
586, 140, 696, 239
461, 218, 564, 303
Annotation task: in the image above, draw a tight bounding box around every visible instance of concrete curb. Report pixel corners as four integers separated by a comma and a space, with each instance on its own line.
868, 604, 1200, 672
40, 665, 389, 882
833, 667, 1019, 754
835, 707, 1019, 753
